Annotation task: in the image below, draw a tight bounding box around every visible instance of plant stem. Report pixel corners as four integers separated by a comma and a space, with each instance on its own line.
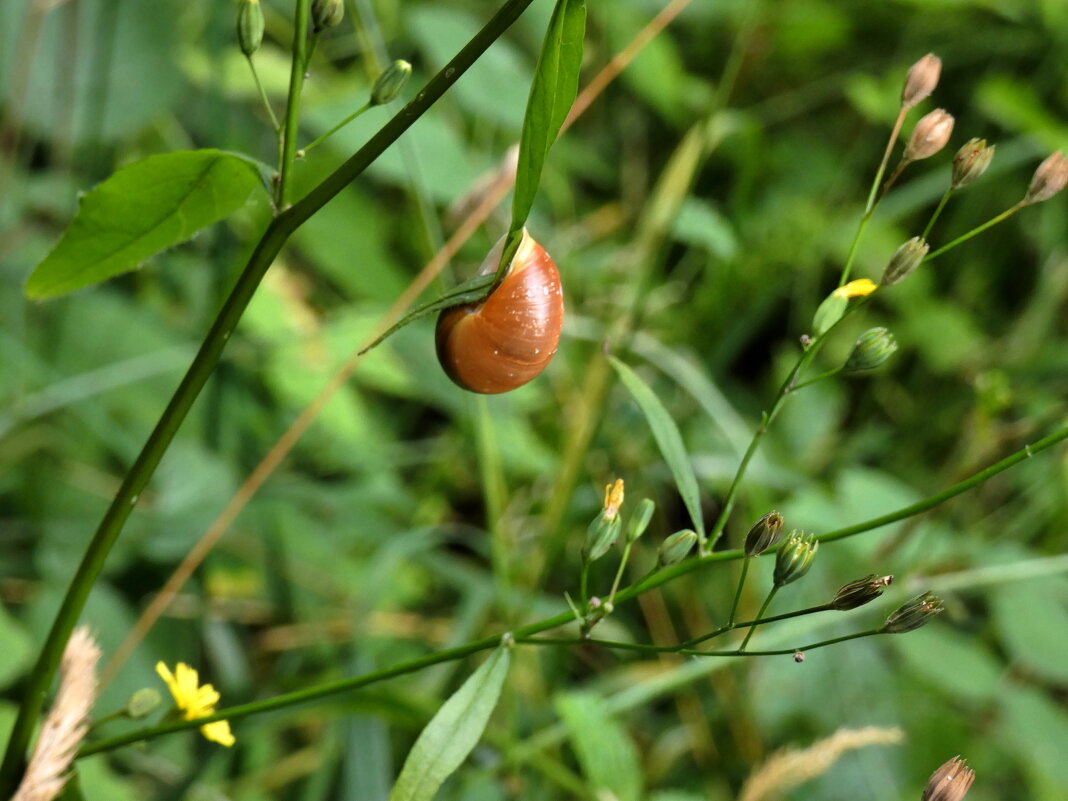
0, 1, 539, 791
246, 55, 280, 132
727, 556, 750, 627
925, 201, 1026, 262
302, 102, 373, 153
607, 542, 633, 607
922, 187, 953, 240
71, 421, 1068, 758
275, 0, 312, 208
579, 562, 590, 613
685, 603, 834, 648
738, 586, 778, 651
791, 366, 842, 391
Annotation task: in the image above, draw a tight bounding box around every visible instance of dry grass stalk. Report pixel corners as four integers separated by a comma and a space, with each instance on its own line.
12, 627, 101, 801
738, 725, 904, 801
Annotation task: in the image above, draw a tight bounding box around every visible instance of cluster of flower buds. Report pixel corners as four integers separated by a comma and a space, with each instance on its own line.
921, 756, 975, 801
830, 574, 893, 610
772, 531, 818, 588
881, 591, 944, 633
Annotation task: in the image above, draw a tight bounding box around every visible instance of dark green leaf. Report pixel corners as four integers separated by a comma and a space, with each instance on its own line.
610, 356, 706, 542
510, 0, 586, 232
25, 150, 265, 299
389, 646, 511, 801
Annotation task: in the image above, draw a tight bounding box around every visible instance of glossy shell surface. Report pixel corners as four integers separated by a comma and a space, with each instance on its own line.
435, 231, 564, 394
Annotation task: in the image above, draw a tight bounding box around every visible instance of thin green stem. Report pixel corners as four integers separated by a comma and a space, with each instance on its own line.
727, 556, 750, 627
607, 542, 633, 607
275, 0, 312, 208
304, 31, 320, 72
302, 101, 373, 153
792, 366, 842, 392
685, 603, 834, 648
246, 55, 280, 132
71, 420, 1068, 759
922, 187, 953, 240
579, 562, 590, 613
925, 202, 1026, 262
0, 1, 539, 791
738, 586, 778, 651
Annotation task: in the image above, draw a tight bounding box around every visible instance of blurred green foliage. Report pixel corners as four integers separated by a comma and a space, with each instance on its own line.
1, 0, 1067, 800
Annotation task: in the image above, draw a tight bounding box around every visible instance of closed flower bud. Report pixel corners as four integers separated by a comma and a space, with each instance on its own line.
951, 138, 995, 189
126, 687, 163, 719
371, 59, 413, 106
904, 109, 954, 161
236, 0, 265, 57
881, 591, 944, 633
1023, 151, 1068, 205
772, 531, 818, 587
881, 236, 929, 287
844, 327, 898, 372
744, 511, 785, 556
311, 0, 344, 33
901, 53, 941, 111
658, 529, 697, 566
830, 574, 893, 610
582, 513, 621, 563
921, 756, 975, 801
627, 498, 656, 543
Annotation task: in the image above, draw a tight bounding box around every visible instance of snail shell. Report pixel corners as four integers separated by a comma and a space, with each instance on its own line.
435, 229, 564, 394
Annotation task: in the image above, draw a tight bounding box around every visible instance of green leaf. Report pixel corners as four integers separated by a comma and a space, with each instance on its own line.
25, 149, 264, 299
610, 356, 706, 542
510, 0, 586, 232
389, 646, 511, 801
556, 691, 643, 801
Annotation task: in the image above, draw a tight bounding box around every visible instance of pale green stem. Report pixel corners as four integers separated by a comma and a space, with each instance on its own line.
246, 55, 280, 132
925, 201, 1026, 262
738, 585, 778, 651
922, 187, 953, 240
275, 0, 312, 208
791, 366, 843, 391
303, 102, 373, 153
607, 542, 634, 607
727, 556, 750, 628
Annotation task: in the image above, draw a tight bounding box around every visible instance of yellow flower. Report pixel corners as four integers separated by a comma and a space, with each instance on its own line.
156, 662, 235, 747
833, 278, 878, 299
603, 478, 624, 520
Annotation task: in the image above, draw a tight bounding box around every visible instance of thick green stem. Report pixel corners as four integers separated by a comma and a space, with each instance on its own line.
925, 202, 1025, 262
0, 1, 538, 791
275, 0, 312, 208
71, 422, 1068, 758
738, 586, 778, 651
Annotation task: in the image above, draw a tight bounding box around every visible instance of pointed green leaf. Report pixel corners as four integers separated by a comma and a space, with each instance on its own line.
610, 356, 706, 541
389, 646, 511, 801
25, 149, 265, 299
510, 0, 586, 233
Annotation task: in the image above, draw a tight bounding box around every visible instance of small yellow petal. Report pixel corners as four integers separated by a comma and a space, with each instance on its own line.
603, 478, 624, 519
833, 278, 878, 299
200, 720, 235, 747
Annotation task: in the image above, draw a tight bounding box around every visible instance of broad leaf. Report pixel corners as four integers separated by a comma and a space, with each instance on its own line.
610, 356, 706, 541
389, 646, 511, 801
25, 149, 264, 299
510, 0, 586, 233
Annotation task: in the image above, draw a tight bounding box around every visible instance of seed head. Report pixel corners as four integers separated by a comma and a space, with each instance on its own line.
882, 591, 944, 633
1023, 151, 1068, 205
744, 511, 785, 556
881, 236, 929, 287
901, 53, 942, 110
904, 109, 955, 161
951, 138, 995, 190
921, 756, 975, 801
830, 574, 894, 610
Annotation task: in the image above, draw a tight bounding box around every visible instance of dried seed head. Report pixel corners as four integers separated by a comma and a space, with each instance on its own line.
882, 591, 944, 633
844, 327, 898, 372
772, 531, 819, 587
658, 529, 698, 566
744, 511, 785, 556
881, 236, 929, 287
830, 574, 894, 610
1023, 151, 1068, 205
951, 138, 995, 190
901, 53, 942, 110
904, 109, 955, 161
921, 756, 975, 801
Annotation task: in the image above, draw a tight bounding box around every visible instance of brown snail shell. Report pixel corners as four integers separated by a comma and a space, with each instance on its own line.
435, 229, 564, 394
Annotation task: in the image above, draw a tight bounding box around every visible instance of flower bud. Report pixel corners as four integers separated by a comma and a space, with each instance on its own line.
844, 327, 898, 372
744, 511, 785, 556
830, 574, 893, 610
626, 498, 656, 543
881, 236, 929, 287
371, 59, 413, 106
772, 531, 818, 587
658, 529, 697, 566
582, 513, 621, 563
921, 756, 975, 801
881, 591, 944, 633
311, 0, 344, 33
236, 0, 265, 57
951, 138, 995, 190
904, 109, 955, 161
125, 687, 163, 719
1023, 150, 1068, 205
901, 53, 941, 111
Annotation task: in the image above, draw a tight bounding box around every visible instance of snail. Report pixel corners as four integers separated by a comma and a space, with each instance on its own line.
435, 228, 564, 394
